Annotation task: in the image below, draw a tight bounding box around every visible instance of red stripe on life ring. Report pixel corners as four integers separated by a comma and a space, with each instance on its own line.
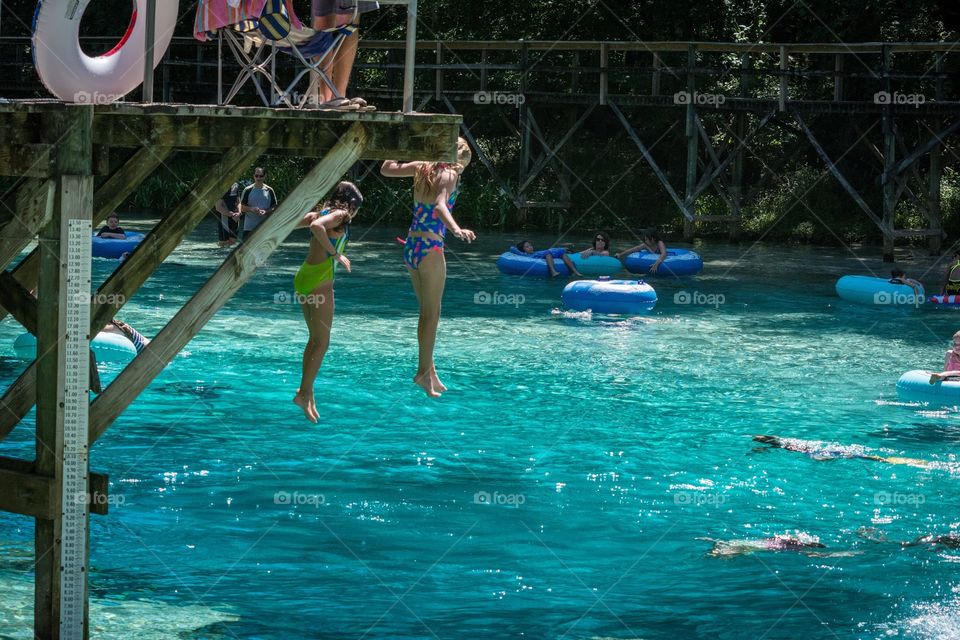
103, 7, 138, 58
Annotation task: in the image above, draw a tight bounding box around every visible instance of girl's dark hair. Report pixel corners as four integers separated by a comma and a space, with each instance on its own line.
594, 231, 611, 251
322, 181, 363, 230
891, 268, 906, 279
517, 239, 531, 251
643, 227, 662, 243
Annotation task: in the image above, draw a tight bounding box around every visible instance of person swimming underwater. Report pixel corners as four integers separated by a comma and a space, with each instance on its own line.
696, 532, 861, 558
752, 435, 933, 468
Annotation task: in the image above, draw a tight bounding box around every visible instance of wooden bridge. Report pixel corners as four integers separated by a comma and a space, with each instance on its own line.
2, 39, 957, 259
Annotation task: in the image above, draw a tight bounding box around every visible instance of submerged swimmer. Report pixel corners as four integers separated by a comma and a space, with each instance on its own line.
859, 528, 960, 551
753, 435, 933, 468
697, 532, 852, 558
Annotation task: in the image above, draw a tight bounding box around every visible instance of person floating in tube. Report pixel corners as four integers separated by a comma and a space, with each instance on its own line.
616, 228, 667, 273
929, 330, 960, 384
97, 214, 127, 239
889, 268, 923, 297
516, 240, 581, 278
579, 231, 612, 259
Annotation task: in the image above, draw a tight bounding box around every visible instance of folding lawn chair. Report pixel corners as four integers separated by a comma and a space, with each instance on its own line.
194, 0, 360, 109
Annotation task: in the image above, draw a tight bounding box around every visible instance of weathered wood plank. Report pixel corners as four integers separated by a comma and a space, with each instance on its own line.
0, 457, 109, 518
94, 146, 174, 222
0, 271, 37, 334
90, 145, 265, 331
0, 145, 53, 178
0, 146, 265, 442
89, 123, 369, 443
93, 113, 455, 160
35, 104, 94, 640
0, 179, 54, 273
0, 146, 173, 327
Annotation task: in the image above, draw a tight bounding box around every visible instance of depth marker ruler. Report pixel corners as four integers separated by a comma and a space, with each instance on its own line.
60, 218, 92, 639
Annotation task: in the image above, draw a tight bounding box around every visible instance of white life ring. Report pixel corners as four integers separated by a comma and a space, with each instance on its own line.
32, 0, 180, 103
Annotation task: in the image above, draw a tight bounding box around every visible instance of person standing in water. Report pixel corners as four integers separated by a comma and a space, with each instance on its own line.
239, 167, 278, 239
292, 181, 363, 423
381, 138, 475, 398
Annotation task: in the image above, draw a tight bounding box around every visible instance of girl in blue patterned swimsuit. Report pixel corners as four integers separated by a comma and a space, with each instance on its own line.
381, 138, 475, 397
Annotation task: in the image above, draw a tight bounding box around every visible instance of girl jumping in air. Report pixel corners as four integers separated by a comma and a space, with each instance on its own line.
381, 138, 475, 398
292, 181, 363, 423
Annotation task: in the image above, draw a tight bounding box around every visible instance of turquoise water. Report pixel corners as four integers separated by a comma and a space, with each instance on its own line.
2, 221, 960, 639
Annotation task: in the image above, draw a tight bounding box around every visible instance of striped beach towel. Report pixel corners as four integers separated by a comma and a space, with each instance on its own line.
193, 0, 303, 42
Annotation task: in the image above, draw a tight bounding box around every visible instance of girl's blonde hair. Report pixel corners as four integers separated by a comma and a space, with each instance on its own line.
413, 137, 471, 198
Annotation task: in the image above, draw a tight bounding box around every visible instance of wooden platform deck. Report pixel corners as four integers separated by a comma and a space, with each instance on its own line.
0, 100, 461, 640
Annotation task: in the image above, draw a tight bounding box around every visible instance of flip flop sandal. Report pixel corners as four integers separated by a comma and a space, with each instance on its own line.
321, 97, 360, 111
349, 97, 377, 112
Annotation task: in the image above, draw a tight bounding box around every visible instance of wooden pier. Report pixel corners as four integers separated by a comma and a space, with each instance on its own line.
0, 101, 459, 639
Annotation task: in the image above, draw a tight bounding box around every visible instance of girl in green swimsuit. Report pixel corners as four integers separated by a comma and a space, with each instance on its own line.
292, 181, 363, 423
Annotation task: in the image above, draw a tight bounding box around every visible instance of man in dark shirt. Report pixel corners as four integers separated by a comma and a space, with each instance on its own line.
97, 214, 126, 239
215, 180, 248, 247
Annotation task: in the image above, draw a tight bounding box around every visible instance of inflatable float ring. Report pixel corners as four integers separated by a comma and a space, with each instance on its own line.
32, 0, 180, 103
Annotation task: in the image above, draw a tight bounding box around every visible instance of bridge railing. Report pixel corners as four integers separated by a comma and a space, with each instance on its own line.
0, 37, 955, 111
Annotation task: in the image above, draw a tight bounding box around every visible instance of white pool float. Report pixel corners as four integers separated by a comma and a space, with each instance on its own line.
32, 0, 180, 103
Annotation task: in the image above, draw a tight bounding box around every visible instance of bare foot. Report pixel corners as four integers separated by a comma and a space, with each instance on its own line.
930, 373, 942, 384
414, 372, 441, 398
293, 390, 319, 423
431, 368, 447, 392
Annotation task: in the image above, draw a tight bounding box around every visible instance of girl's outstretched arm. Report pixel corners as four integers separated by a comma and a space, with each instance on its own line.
433, 170, 475, 242
381, 160, 423, 178
615, 244, 645, 259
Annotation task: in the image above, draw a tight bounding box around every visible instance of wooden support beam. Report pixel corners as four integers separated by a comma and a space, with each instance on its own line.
0, 457, 109, 518
891, 119, 960, 177
93, 111, 457, 161
881, 46, 897, 262
93, 146, 173, 222
0, 144, 54, 178
651, 52, 662, 96
927, 49, 945, 255
89, 124, 369, 443
0, 145, 170, 327
779, 46, 788, 112
0, 146, 265, 444
687, 111, 774, 207
0, 179, 54, 273
518, 104, 595, 193
441, 97, 518, 206
834, 54, 845, 102
609, 100, 692, 221
793, 111, 886, 232
684, 44, 698, 240
0, 270, 37, 334
35, 104, 94, 640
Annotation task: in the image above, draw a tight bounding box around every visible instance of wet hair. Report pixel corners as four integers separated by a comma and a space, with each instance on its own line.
107, 214, 119, 222
254, 167, 266, 178
891, 268, 906, 279
517, 239, 532, 252
643, 227, 662, 244
414, 137, 471, 198
593, 231, 611, 251
320, 181, 363, 230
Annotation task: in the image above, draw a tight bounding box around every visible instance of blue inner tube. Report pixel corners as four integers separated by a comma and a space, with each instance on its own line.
897, 369, 960, 406
835, 275, 924, 307
496, 251, 570, 277
13, 331, 137, 363
568, 253, 623, 277
562, 279, 657, 315
92, 232, 145, 259
624, 249, 703, 276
